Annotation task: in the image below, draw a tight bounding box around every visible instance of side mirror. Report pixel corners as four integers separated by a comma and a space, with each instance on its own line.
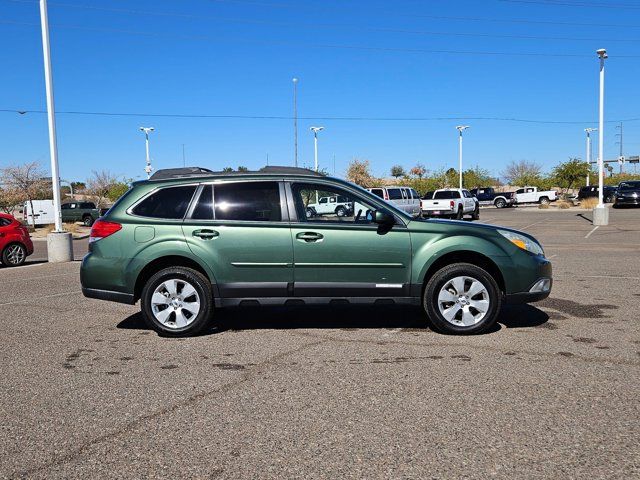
373, 209, 395, 226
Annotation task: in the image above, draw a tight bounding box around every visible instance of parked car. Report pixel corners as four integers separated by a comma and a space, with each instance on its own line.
613, 180, 640, 208
61, 201, 101, 226
368, 186, 421, 216
0, 213, 33, 267
82, 166, 551, 337
421, 188, 479, 220
469, 187, 515, 209
577, 185, 617, 203
514, 187, 557, 205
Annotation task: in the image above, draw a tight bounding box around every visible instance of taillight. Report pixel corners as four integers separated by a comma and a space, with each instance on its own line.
450, 200, 455, 209
90, 220, 122, 243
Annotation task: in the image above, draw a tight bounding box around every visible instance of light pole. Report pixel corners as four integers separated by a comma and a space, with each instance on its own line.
584, 128, 597, 186
593, 48, 608, 226
292, 77, 299, 167
455, 126, 469, 189
140, 127, 155, 178
310, 126, 324, 172
39, 0, 73, 262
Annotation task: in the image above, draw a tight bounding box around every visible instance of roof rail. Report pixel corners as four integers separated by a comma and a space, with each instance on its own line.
259, 166, 323, 176
149, 167, 214, 180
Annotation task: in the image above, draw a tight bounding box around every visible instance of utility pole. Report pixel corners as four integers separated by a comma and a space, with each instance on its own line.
593, 48, 608, 226
182, 144, 186, 167
140, 127, 155, 178
39, 0, 73, 262
585, 128, 597, 186
455, 126, 469, 190
292, 77, 299, 167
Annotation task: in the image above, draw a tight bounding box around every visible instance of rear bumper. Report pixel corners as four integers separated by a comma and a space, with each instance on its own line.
82, 287, 135, 305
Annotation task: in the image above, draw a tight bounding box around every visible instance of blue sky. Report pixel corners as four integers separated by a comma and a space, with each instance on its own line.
1, 0, 640, 182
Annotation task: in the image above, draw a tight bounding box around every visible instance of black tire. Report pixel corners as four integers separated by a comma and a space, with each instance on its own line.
455, 207, 463, 220
539, 197, 550, 205
335, 206, 347, 217
423, 263, 502, 335
83, 215, 94, 227
472, 204, 480, 220
141, 267, 213, 337
494, 198, 506, 209
305, 207, 314, 218
604, 195, 613, 203
2, 243, 27, 267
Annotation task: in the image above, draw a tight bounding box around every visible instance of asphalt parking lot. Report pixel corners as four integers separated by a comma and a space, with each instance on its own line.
2, 208, 639, 479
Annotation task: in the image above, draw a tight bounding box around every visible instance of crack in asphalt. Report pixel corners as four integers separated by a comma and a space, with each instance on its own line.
11, 339, 327, 479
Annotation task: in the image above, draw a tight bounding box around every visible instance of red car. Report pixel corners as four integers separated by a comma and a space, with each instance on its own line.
0, 213, 33, 267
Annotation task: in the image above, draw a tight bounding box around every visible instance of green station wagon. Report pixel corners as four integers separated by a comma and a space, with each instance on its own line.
81, 166, 552, 336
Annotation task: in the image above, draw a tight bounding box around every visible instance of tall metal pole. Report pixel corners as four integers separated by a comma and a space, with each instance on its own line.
616, 122, 623, 174
593, 49, 608, 226
39, 0, 63, 233
598, 53, 605, 208
585, 128, 596, 186
140, 127, 154, 178
310, 126, 324, 172
455, 126, 469, 190
293, 77, 298, 167
182, 143, 186, 167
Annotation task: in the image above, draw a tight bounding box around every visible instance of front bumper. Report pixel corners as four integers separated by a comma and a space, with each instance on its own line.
615, 197, 640, 206
504, 254, 552, 304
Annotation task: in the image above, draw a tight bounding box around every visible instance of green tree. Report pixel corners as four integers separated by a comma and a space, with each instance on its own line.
390, 165, 405, 178
222, 167, 234, 172
462, 167, 494, 189
551, 158, 590, 194
107, 181, 131, 202
237, 166, 249, 172
409, 164, 426, 178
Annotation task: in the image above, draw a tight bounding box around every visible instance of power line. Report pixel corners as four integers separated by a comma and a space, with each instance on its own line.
2, 108, 639, 124
4, 0, 640, 42
4, 20, 640, 58
499, 0, 640, 9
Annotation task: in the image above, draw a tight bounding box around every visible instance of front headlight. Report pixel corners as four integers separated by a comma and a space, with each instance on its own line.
498, 229, 544, 256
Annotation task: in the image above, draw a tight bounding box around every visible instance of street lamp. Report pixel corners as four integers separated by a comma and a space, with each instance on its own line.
455, 126, 469, 189
139, 127, 155, 179
292, 77, 299, 167
593, 48, 608, 226
39, 0, 73, 262
310, 126, 324, 172
584, 128, 597, 186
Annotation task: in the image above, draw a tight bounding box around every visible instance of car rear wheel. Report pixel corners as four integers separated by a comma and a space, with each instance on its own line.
472, 204, 480, 220
83, 215, 94, 227
335, 206, 347, 217
494, 198, 506, 208
455, 208, 463, 220
141, 267, 213, 336
2, 243, 27, 267
604, 195, 613, 203
539, 197, 550, 205
423, 263, 501, 335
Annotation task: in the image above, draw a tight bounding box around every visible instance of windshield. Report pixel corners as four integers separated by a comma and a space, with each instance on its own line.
618, 181, 640, 191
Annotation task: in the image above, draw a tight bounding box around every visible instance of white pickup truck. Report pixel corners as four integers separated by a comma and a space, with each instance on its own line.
421, 188, 479, 220
514, 186, 557, 205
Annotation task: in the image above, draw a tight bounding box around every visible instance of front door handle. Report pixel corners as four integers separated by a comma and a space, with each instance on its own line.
296, 232, 324, 243
193, 229, 219, 240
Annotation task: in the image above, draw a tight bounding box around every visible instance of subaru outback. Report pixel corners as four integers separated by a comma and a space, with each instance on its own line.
81, 166, 552, 336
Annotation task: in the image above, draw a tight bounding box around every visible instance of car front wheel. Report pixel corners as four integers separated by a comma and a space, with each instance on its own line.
141, 267, 213, 336
495, 198, 506, 208
2, 243, 27, 267
424, 263, 501, 335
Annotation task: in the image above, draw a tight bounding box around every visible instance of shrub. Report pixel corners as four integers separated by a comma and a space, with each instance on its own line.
580, 197, 599, 209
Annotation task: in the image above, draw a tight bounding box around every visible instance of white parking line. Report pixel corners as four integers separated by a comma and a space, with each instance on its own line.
519, 219, 548, 231
547, 254, 558, 259
0, 290, 82, 307
585, 226, 599, 239
1, 272, 77, 285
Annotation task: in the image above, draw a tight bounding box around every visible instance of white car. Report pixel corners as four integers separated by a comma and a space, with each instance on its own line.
514, 186, 557, 205
306, 195, 354, 217
421, 189, 479, 220
367, 186, 421, 216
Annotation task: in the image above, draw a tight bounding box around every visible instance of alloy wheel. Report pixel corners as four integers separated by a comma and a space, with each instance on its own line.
5, 244, 25, 265
437, 276, 490, 326
150, 279, 201, 329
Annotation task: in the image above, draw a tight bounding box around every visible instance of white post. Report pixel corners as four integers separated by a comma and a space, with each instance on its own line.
585, 130, 591, 186
593, 49, 608, 226
313, 131, 318, 172
293, 77, 298, 167
39, 0, 62, 233
140, 127, 154, 178
40, 0, 73, 262
458, 131, 463, 190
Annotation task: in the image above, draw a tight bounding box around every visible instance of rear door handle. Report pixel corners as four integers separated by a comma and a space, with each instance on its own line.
296, 232, 324, 243
193, 229, 219, 240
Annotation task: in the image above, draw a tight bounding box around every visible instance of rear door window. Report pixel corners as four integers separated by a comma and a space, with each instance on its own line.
387, 188, 402, 200
132, 185, 197, 219
191, 185, 214, 220
213, 181, 282, 222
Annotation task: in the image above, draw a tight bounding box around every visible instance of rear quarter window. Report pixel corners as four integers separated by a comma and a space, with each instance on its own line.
131, 185, 197, 219
387, 188, 402, 200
